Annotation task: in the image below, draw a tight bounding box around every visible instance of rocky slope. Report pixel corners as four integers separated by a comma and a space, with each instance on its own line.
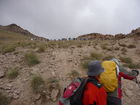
0, 27, 140, 105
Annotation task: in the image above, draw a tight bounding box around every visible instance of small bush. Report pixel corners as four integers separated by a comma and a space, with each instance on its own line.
67, 70, 80, 79
90, 52, 102, 60
0, 92, 11, 105
119, 43, 127, 47
37, 46, 45, 53
6, 67, 19, 79
119, 57, 132, 64
121, 48, 127, 52
24, 52, 40, 66
128, 63, 140, 69
127, 44, 136, 48
31, 75, 45, 94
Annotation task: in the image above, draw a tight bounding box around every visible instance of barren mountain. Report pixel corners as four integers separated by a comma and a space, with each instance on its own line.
0, 26, 140, 105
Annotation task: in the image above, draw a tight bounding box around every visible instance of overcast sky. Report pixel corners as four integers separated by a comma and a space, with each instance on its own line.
0, 0, 140, 39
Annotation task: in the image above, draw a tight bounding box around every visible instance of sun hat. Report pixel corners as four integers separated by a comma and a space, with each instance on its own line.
87, 61, 104, 76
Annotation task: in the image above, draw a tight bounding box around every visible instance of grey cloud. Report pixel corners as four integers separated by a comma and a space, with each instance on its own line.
0, 0, 140, 39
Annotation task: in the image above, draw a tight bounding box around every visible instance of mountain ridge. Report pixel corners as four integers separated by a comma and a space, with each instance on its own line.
0, 24, 49, 41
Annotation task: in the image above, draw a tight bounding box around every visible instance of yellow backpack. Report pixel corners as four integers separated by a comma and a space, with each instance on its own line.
99, 61, 118, 92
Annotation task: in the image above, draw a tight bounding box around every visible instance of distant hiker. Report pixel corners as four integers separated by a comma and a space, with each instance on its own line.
59, 61, 107, 105
99, 58, 139, 105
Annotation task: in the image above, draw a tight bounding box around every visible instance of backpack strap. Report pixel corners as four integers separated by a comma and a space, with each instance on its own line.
88, 77, 102, 88
70, 77, 89, 105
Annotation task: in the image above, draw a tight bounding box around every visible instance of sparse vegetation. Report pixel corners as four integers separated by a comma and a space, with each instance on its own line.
102, 55, 115, 60
119, 57, 132, 64
67, 70, 80, 79
24, 52, 40, 66
90, 52, 102, 60
114, 47, 120, 50
47, 77, 60, 91
37, 46, 46, 52
127, 44, 136, 48
0, 92, 11, 105
1, 45, 16, 54
119, 43, 127, 47
6, 67, 19, 79
31, 75, 45, 94
128, 63, 140, 69
123, 63, 140, 69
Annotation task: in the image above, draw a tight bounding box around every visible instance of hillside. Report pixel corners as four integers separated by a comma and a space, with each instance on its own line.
0, 24, 49, 42
0, 27, 140, 105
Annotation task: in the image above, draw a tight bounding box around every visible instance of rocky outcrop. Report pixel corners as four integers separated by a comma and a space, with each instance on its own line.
77, 33, 115, 40
77, 27, 140, 40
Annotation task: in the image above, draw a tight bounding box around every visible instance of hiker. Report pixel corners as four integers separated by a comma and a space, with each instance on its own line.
59, 61, 107, 105
99, 58, 139, 105
82, 61, 107, 105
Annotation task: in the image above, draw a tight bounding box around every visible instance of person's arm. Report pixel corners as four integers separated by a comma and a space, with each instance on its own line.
119, 65, 138, 80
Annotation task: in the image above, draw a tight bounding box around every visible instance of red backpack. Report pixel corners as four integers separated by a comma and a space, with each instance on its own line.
59, 77, 88, 105
59, 77, 103, 105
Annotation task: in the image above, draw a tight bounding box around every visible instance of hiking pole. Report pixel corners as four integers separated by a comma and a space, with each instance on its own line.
136, 77, 140, 88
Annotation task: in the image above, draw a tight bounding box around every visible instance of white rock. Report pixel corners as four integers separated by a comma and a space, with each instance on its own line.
51, 89, 59, 102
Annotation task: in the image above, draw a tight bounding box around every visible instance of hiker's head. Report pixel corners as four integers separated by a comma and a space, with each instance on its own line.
111, 58, 120, 65
87, 61, 104, 76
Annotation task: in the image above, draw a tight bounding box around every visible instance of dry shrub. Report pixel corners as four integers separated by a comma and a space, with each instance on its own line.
102, 56, 115, 60
1, 45, 16, 54
118, 43, 127, 47
119, 57, 132, 64
6, 67, 19, 79
24, 52, 40, 66
114, 47, 120, 50
31, 75, 45, 94
127, 44, 136, 48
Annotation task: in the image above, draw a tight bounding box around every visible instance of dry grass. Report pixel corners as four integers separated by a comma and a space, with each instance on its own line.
119, 57, 132, 64
1, 45, 16, 54
31, 75, 45, 94
6, 67, 19, 79
24, 52, 40, 66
